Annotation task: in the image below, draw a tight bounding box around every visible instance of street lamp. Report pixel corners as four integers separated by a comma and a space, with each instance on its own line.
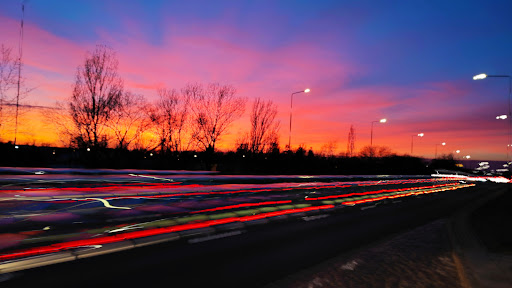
474, 73, 512, 160
288, 88, 311, 150
472, 74, 487, 80
370, 118, 387, 146
451, 149, 461, 160
411, 133, 424, 154
497, 115, 508, 120
435, 142, 446, 158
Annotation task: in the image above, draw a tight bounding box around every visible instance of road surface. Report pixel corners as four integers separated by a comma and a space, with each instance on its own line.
0, 170, 494, 287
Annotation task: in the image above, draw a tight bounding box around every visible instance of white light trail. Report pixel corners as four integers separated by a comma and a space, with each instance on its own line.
128, 174, 174, 182
107, 224, 143, 233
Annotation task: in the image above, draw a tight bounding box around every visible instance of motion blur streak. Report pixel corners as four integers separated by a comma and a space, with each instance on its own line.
304, 183, 461, 201
431, 173, 511, 183
190, 200, 293, 214
0, 179, 449, 198
0, 173, 479, 270
341, 184, 475, 205
86, 198, 131, 209
128, 174, 176, 182
0, 204, 335, 261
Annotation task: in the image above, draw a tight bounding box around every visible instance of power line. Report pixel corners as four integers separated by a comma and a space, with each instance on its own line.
1, 102, 61, 110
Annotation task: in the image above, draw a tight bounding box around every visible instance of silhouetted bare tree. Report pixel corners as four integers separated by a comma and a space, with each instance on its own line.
147, 88, 191, 153
321, 139, 338, 158
0, 45, 19, 135
188, 83, 246, 152
359, 145, 394, 158
247, 98, 280, 153
69, 44, 123, 148
107, 91, 148, 150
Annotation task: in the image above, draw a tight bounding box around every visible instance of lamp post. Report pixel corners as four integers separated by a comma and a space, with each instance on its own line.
288, 88, 310, 150
435, 142, 446, 159
474, 73, 512, 161
370, 118, 387, 146
411, 133, 424, 154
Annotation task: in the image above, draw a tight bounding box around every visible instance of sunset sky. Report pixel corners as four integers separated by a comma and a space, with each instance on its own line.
1, 0, 512, 160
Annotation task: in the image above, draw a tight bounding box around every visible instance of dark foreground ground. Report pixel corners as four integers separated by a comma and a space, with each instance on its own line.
472, 189, 512, 254
268, 185, 512, 288
269, 219, 461, 288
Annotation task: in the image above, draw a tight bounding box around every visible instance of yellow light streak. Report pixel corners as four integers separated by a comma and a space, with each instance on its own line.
86, 198, 131, 209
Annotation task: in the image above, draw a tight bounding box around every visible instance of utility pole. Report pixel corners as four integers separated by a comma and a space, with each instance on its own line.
14, 3, 25, 145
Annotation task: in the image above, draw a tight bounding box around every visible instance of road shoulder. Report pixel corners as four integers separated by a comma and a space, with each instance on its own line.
448, 185, 512, 288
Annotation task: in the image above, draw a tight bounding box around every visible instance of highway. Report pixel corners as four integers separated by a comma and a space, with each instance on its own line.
0, 171, 497, 287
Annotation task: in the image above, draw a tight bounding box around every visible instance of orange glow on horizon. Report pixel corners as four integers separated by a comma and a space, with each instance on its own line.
1, 105, 510, 161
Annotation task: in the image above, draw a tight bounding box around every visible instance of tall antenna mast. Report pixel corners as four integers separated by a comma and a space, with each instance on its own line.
346, 124, 355, 157
14, 3, 24, 145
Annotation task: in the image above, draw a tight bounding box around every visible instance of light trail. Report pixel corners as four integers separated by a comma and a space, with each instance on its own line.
0, 177, 472, 262
128, 174, 175, 182
190, 200, 293, 214
304, 183, 460, 201
431, 173, 511, 183
85, 198, 131, 210
341, 183, 475, 205
0, 204, 335, 261
0, 178, 449, 199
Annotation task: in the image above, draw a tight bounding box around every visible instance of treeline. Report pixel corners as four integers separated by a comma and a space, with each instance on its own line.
0, 142, 460, 175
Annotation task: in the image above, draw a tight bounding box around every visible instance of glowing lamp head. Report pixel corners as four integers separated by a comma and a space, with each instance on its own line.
380, 118, 387, 123
442, 142, 446, 146
465, 155, 471, 159
473, 73, 487, 80
456, 150, 460, 153
304, 88, 311, 93
418, 133, 424, 137
497, 115, 508, 120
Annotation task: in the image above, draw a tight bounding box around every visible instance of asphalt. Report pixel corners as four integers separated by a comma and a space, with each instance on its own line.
448, 185, 512, 288
0, 183, 490, 287
263, 183, 512, 288
0, 184, 512, 288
